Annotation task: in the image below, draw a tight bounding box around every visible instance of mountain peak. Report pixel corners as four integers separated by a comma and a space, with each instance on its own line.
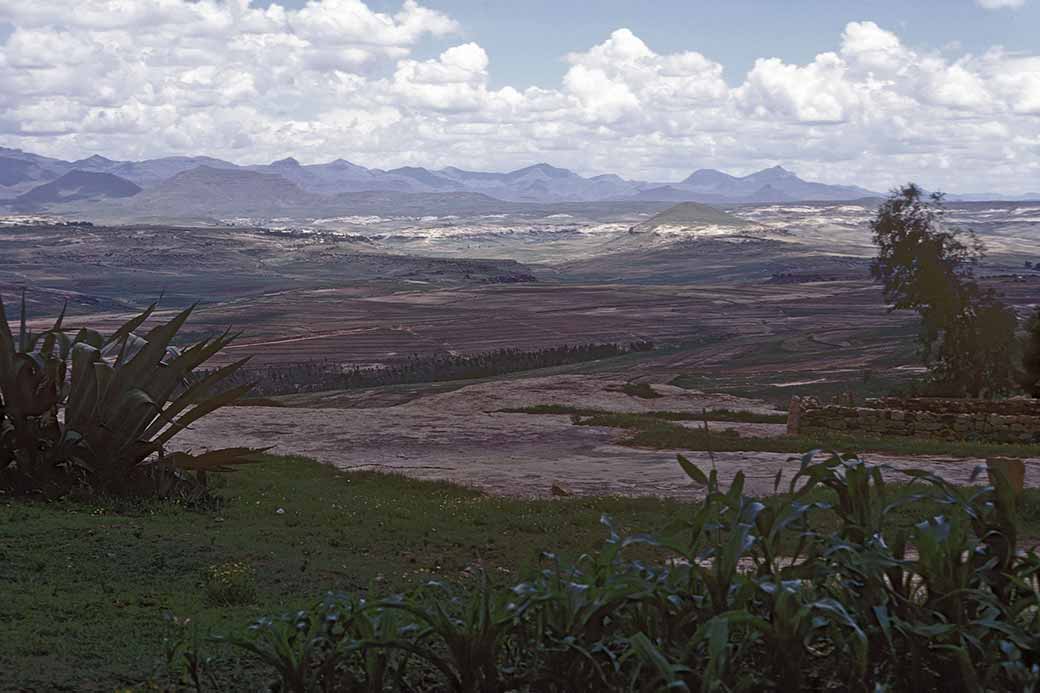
507, 163, 576, 180
682, 168, 736, 184
271, 156, 300, 168
73, 154, 118, 167
753, 165, 797, 179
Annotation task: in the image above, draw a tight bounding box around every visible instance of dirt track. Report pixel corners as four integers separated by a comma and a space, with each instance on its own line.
173, 375, 1040, 498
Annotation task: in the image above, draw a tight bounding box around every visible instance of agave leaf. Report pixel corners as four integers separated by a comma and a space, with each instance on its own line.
103, 387, 166, 454
97, 306, 194, 418
37, 329, 71, 360
51, 300, 67, 332
92, 360, 115, 412
165, 446, 267, 472
0, 310, 15, 419
65, 343, 101, 426
17, 288, 28, 354
103, 333, 152, 367
73, 327, 104, 350
112, 306, 193, 383
137, 333, 240, 412
168, 330, 240, 375
141, 304, 193, 345
106, 301, 157, 346
140, 357, 251, 441
11, 352, 60, 416
0, 294, 13, 343
154, 382, 254, 446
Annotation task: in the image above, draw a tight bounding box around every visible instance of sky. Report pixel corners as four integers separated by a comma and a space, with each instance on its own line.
0, 0, 1038, 193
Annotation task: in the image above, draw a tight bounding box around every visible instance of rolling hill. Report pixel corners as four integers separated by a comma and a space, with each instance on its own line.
0, 156, 57, 189
634, 201, 749, 231
108, 166, 319, 218
634, 166, 877, 203
9, 170, 141, 211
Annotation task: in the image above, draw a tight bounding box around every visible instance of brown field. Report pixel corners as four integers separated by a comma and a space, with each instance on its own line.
22, 278, 919, 399
20, 269, 1040, 403
175, 374, 1040, 498
7, 220, 1040, 498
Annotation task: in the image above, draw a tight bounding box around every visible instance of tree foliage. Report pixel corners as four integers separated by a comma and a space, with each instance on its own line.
202, 341, 655, 397
1021, 308, 1040, 398
869, 184, 1017, 397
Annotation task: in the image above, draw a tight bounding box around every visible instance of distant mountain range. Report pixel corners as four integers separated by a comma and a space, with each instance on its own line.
0, 145, 1035, 219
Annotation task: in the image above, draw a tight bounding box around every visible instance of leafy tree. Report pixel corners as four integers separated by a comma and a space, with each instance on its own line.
931, 295, 1019, 398
869, 184, 1016, 397
1021, 307, 1040, 398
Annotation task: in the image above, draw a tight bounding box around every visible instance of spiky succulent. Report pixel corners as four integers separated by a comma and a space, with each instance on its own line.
0, 292, 258, 497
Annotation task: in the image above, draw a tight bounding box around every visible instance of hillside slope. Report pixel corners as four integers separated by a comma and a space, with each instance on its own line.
10, 170, 141, 210
634, 201, 749, 230
110, 166, 320, 217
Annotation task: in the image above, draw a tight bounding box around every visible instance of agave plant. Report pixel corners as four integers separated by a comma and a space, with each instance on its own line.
0, 292, 258, 498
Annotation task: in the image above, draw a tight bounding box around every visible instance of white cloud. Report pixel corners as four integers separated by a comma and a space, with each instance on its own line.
0, 2, 1037, 193
736, 53, 859, 123
977, 0, 1026, 9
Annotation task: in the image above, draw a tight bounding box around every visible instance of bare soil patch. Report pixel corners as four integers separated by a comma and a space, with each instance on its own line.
174, 375, 1039, 498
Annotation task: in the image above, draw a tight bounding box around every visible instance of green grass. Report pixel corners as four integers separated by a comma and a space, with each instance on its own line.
667, 358, 918, 408
0, 456, 687, 690
542, 411, 1040, 459
500, 404, 788, 424
528, 409, 1040, 457
501, 406, 1036, 458
616, 382, 663, 399
3, 454, 1040, 689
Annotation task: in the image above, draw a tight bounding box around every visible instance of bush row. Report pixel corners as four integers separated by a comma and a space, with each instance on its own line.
202, 341, 655, 396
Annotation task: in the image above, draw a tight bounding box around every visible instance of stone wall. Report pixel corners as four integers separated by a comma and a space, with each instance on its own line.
790, 397, 1040, 444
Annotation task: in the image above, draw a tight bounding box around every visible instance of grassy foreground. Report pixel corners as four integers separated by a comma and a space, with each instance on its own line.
3, 455, 1040, 690
0, 456, 688, 690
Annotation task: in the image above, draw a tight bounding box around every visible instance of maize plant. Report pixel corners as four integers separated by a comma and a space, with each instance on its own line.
0, 292, 259, 498
171, 452, 1040, 692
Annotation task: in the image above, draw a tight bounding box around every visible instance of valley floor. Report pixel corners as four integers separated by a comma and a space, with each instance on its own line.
174, 374, 1040, 498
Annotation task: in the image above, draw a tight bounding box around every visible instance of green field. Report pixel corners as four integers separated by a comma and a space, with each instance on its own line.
0, 456, 687, 690
4, 455, 1040, 689
507, 407, 1040, 459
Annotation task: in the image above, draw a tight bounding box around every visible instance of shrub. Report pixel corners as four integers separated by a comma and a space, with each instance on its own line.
168, 452, 1040, 692
1022, 307, 1040, 398
197, 340, 656, 397
617, 382, 662, 399
501, 404, 787, 424
205, 561, 257, 606
0, 293, 259, 499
